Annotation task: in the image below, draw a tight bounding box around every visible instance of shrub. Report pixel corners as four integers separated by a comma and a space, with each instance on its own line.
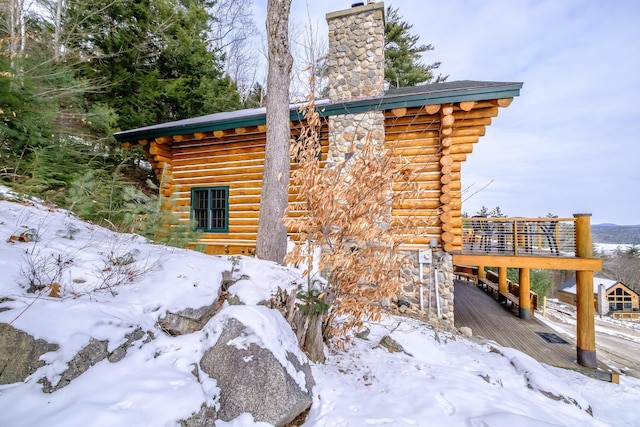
285, 95, 427, 346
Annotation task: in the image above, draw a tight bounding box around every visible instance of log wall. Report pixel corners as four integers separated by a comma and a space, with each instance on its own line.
384, 100, 502, 252
146, 124, 328, 254
132, 99, 510, 254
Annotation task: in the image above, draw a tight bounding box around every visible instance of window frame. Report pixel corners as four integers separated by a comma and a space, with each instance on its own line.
191, 186, 229, 233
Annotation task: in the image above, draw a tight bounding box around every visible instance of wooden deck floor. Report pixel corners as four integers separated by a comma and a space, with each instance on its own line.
454, 279, 596, 371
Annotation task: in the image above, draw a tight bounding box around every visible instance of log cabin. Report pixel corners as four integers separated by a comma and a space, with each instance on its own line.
558, 277, 640, 319
114, 2, 522, 324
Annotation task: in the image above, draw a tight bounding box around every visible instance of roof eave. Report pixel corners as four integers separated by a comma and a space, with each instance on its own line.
113, 82, 523, 143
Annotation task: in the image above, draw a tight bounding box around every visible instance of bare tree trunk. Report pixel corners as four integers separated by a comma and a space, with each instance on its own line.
5, 0, 25, 79
54, 0, 64, 60
256, 0, 293, 264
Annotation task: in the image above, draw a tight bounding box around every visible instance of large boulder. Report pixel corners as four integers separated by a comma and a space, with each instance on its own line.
179, 404, 218, 427
199, 307, 314, 427
0, 323, 59, 384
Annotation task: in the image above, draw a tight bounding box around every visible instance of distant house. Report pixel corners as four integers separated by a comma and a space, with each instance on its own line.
558, 277, 639, 319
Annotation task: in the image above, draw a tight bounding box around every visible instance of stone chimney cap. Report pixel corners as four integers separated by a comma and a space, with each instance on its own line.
326, 1, 385, 22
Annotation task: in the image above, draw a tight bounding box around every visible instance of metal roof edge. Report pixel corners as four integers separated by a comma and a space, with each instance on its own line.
113, 81, 523, 143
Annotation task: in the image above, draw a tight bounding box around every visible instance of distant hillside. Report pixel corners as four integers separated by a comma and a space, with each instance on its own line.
592, 224, 640, 244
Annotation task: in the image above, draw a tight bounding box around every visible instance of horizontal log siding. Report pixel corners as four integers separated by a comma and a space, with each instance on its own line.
449, 102, 499, 250
143, 100, 505, 254
384, 102, 500, 251
385, 108, 443, 246
169, 123, 329, 254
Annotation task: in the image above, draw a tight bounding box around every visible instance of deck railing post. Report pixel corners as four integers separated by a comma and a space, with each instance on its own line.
574, 213, 596, 368
498, 266, 508, 302
513, 219, 519, 256
477, 264, 485, 281
518, 267, 531, 320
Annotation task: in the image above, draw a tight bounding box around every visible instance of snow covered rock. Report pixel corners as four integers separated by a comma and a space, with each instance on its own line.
39, 327, 150, 393
179, 403, 218, 427
0, 323, 59, 384
377, 334, 412, 356
40, 338, 109, 392
498, 346, 593, 415
199, 306, 314, 427
158, 300, 220, 336
459, 326, 473, 338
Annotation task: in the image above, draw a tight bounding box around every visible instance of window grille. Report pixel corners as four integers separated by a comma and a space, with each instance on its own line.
191, 187, 229, 232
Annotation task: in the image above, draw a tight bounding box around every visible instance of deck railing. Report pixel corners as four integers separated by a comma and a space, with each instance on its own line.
461, 217, 576, 257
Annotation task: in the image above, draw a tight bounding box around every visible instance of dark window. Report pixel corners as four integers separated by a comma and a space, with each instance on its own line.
191, 187, 229, 232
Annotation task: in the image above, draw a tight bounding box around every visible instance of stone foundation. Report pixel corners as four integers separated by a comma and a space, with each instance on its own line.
397, 250, 454, 323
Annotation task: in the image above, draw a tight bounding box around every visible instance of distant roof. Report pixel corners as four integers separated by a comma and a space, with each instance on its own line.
559, 277, 628, 295
113, 80, 522, 143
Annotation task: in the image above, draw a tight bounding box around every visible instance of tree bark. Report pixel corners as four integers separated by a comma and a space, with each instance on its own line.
54, 0, 63, 61
256, 0, 293, 264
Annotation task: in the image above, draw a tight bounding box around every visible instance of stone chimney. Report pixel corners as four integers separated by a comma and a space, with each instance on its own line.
326, 2, 385, 101
325, 2, 386, 165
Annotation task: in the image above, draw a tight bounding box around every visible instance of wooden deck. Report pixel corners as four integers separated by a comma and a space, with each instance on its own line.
454, 279, 613, 377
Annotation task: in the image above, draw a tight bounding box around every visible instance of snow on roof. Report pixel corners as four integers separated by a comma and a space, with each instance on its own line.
113, 80, 523, 143
559, 277, 621, 295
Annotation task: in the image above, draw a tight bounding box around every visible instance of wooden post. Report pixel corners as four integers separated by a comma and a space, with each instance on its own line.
574, 213, 596, 368
477, 264, 485, 281
498, 266, 508, 301
519, 267, 531, 320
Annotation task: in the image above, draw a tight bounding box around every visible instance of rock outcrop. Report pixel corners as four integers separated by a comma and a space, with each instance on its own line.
199, 309, 314, 427
0, 323, 59, 384
158, 301, 219, 336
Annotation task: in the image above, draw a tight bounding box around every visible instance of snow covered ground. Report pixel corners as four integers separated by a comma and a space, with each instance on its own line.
538, 300, 640, 378
594, 243, 635, 255
1, 186, 639, 427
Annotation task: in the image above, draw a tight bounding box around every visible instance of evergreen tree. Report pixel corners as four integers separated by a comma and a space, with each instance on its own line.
475, 206, 491, 217
0, 60, 53, 166
0, 5, 82, 179
384, 5, 446, 88
63, 0, 241, 135
1, 0, 244, 234
157, 0, 241, 120
490, 206, 507, 218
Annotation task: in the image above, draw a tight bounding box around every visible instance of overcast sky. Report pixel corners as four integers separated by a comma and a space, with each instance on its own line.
254, 0, 640, 225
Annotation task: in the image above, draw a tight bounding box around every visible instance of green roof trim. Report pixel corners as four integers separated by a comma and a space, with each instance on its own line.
113, 80, 523, 143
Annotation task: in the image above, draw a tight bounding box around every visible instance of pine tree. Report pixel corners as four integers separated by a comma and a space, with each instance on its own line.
475, 206, 491, 217
384, 6, 447, 88
0, 4, 86, 183
63, 0, 241, 135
